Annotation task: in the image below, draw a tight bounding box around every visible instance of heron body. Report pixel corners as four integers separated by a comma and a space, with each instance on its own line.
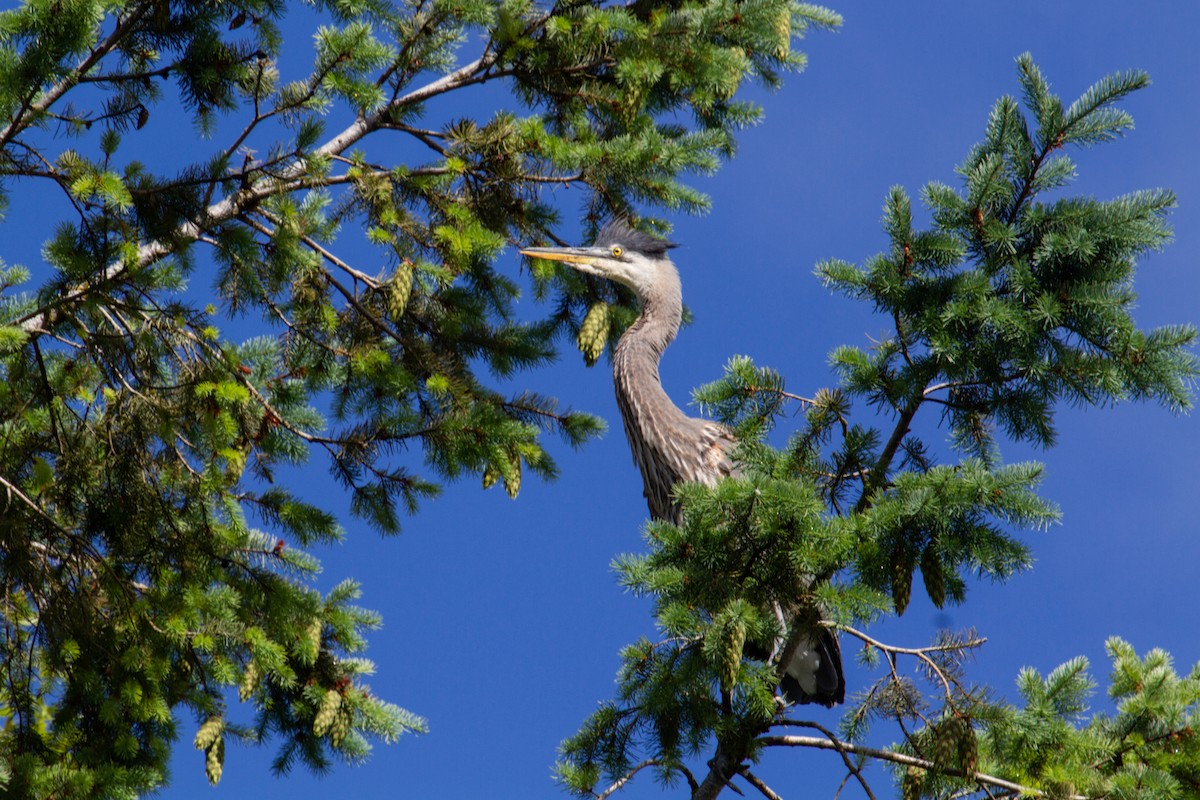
520, 219, 844, 707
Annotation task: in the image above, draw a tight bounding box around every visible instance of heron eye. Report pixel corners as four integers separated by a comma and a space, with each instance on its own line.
611, 245, 624, 258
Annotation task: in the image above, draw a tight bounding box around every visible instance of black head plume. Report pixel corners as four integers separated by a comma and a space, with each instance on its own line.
593, 219, 677, 257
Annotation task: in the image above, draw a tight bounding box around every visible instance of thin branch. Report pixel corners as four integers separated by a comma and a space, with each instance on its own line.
1003, 142, 1053, 227
838, 624, 986, 708
226, 211, 406, 349
17, 45, 507, 336
838, 625, 987, 657
392, 52, 500, 107
758, 736, 1087, 800
595, 759, 661, 800
251, 206, 383, 289
747, 384, 816, 407
0, 475, 63, 531
854, 398, 920, 513
832, 772, 852, 800
680, 764, 701, 795
781, 720, 877, 800
386, 120, 452, 160
76, 63, 175, 84
0, 4, 151, 148
736, 767, 782, 800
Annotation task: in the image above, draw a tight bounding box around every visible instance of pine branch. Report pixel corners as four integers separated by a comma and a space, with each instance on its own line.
595, 759, 662, 800
757, 736, 1088, 800
854, 398, 920, 512
780, 719, 878, 800
16, 43, 509, 337
0, 2, 152, 149
694, 746, 746, 800
736, 767, 783, 800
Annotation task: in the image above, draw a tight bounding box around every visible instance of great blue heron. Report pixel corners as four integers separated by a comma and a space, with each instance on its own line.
520, 219, 845, 707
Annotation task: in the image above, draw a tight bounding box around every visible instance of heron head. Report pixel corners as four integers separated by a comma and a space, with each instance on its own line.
519, 219, 678, 298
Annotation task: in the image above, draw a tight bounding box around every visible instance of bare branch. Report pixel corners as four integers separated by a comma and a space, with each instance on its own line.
780, 720, 877, 800
595, 759, 661, 800
759, 735, 1087, 800
837, 625, 987, 657
838, 624, 986, 707
736, 767, 782, 800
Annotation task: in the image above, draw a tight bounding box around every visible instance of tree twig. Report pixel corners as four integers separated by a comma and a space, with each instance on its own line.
736, 767, 782, 800
595, 759, 660, 800
0, 3, 151, 148
782, 720, 877, 800
838, 624, 986, 707
758, 735, 1087, 800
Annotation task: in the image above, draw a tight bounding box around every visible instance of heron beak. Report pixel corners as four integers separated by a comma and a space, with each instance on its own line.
518, 246, 606, 274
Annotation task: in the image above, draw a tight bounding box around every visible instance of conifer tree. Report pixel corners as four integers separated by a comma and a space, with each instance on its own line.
0, 0, 838, 795
3, 1, 1197, 797
556, 55, 1199, 800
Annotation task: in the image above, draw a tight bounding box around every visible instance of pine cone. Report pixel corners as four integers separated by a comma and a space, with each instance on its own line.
503, 450, 522, 499
921, 547, 946, 608
930, 717, 962, 771
205, 736, 225, 785
304, 618, 322, 662
957, 721, 978, 773
578, 302, 610, 365
892, 548, 913, 615
482, 462, 500, 490
901, 766, 925, 800
330, 706, 352, 746
313, 688, 342, 737
387, 261, 414, 319
239, 659, 260, 702
930, 716, 974, 773
194, 715, 223, 751
717, 617, 746, 694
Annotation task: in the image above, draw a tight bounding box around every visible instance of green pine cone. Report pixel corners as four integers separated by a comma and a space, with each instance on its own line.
386, 261, 414, 319
578, 302, 610, 365
194, 715, 223, 751
921, 547, 946, 608
892, 551, 913, 615
957, 721, 978, 773
503, 451, 521, 499
304, 618, 322, 662
901, 766, 925, 800
930, 717, 961, 772
482, 461, 500, 490
205, 736, 224, 785
930, 716, 975, 773
313, 688, 342, 737
330, 706, 352, 746
239, 659, 260, 702
717, 618, 746, 694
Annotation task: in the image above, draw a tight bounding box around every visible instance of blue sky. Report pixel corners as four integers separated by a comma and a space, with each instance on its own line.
8, 1, 1200, 798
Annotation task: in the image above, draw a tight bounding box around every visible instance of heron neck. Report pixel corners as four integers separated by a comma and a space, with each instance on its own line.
612, 287, 693, 497
618, 287, 681, 361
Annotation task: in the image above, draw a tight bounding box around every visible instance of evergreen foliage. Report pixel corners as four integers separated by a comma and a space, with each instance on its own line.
2, 0, 1196, 795
0, 0, 837, 794
558, 56, 1197, 799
